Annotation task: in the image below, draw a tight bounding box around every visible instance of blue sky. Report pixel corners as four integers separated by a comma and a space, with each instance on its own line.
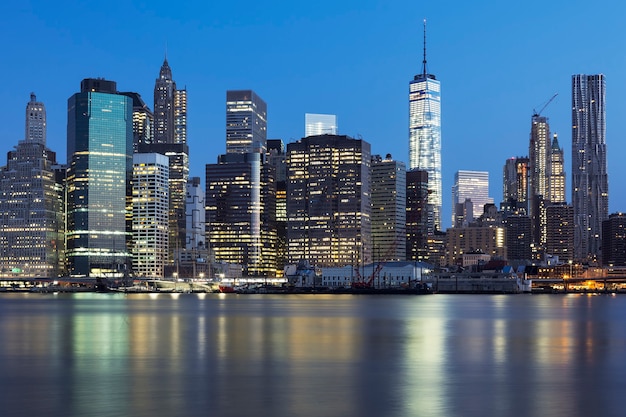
1, 0, 625, 229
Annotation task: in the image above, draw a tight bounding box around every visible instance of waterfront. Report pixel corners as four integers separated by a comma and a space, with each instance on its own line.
0, 293, 625, 417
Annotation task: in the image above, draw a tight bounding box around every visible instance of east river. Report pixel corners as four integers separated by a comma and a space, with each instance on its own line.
0, 292, 625, 417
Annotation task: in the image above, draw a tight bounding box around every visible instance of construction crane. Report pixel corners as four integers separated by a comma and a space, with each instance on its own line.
532, 93, 558, 117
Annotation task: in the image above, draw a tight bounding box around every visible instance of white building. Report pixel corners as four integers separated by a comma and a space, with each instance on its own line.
319, 262, 431, 288
305, 113, 337, 137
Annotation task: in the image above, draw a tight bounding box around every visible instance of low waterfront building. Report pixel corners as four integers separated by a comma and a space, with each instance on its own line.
319, 261, 431, 288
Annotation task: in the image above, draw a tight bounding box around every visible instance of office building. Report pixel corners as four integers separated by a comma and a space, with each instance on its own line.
548, 134, 566, 203
180, 177, 208, 278
226, 90, 267, 154
286, 134, 371, 267
132, 153, 169, 278
206, 153, 277, 276
154, 57, 186, 145
504, 215, 532, 262
267, 139, 287, 273
0, 94, 63, 277
602, 213, 626, 267
502, 156, 529, 214
120, 92, 153, 153
572, 74, 608, 262
371, 154, 406, 261
305, 113, 337, 137
406, 169, 429, 262
452, 170, 493, 224
66, 78, 133, 277
446, 225, 506, 266
545, 204, 574, 264
409, 22, 442, 230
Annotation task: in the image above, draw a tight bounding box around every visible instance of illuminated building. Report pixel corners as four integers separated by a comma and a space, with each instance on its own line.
572, 74, 608, 262
179, 177, 208, 278
0, 93, 63, 277
286, 134, 371, 267
452, 170, 493, 224
445, 225, 506, 266
602, 213, 626, 266
502, 156, 529, 215
205, 153, 277, 276
267, 139, 287, 273
120, 92, 153, 153
132, 153, 169, 278
305, 113, 337, 137
371, 154, 406, 261
549, 134, 566, 203
66, 78, 133, 277
409, 21, 442, 230
545, 204, 574, 264
406, 169, 429, 262
529, 114, 551, 246
226, 90, 267, 154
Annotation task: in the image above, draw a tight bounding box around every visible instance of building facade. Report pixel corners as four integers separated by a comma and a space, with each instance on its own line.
226, 90, 267, 154
502, 156, 529, 215
406, 169, 430, 262
572, 74, 608, 262
602, 213, 626, 267
409, 25, 442, 231
545, 204, 574, 264
0, 94, 63, 277
132, 153, 169, 278
305, 113, 337, 137
286, 134, 371, 268
66, 78, 133, 277
452, 170, 493, 224
371, 155, 406, 262
548, 134, 566, 203
180, 177, 208, 278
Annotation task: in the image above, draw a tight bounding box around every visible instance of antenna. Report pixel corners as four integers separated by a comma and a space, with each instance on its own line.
422, 19, 427, 76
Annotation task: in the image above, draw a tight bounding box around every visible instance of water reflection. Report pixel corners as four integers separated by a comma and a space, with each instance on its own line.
0, 293, 625, 417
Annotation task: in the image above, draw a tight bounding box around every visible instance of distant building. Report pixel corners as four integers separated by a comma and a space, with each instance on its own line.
66, 78, 133, 277
305, 113, 337, 137
371, 155, 406, 261
502, 156, 529, 215
154, 57, 186, 145
406, 169, 429, 262
180, 177, 208, 278
205, 152, 277, 276
548, 134, 566, 203
452, 170, 493, 224
286, 134, 371, 267
226, 90, 267, 154
120, 92, 154, 153
0, 93, 63, 277
572, 74, 608, 262
267, 139, 287, 274
446, 225, 506, 266
132, 153, 169, 278
409, 22, 442, 230
602, 213, 626, 266
503, 214, 531, 262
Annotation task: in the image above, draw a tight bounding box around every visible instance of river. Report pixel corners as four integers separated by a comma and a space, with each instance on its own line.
0, 292, 624, 417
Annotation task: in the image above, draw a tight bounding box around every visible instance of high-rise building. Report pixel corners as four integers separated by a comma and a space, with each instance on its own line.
529, 114, 552, 246
66, 78, 133, 277
545, 204, 574, 264
143, 58, 189, 272
602, 213, 626, 267
205, 153, 277, 276
409, 22, 441, 230
0, 94, 63, 278
132, 153, 169, 278
548, 134, 566, 203
180, 177, 208, 278
504, 215, 532, 262
267, 139, 287, 273
305, 113, 337, 137
452, 170, 493, 223
120, 92, 154, 153
226, 90, 267, 154
371, 154, 406, 261
286, 134, 371, 267
406, 169, 429, 262
572, 74, 608, 262
502, 156, 529, 215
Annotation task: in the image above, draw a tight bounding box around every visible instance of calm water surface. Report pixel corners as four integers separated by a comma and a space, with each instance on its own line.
0, 293, 625, 417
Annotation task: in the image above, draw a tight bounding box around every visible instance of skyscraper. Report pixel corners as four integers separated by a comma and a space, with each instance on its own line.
226, 90, 267, 154
132, 153, 169, 278
502, 156, 529, 214
371, 154, 406, 261
548, 134, 566, 203
409, 21, 442, 230
286, 134, 371, 267
120, 92, 154, 153
305, 113, 337, 137
406, 169, 430, 262
66, 78, 133, 277
529, 114, 551, 246
145, 58, 189, 272
572, 74, 608, 262
452, 170, 493, 223
0, 94, 62, 277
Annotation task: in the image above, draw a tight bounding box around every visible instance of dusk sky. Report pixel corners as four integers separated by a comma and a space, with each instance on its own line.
1, 0, 625, 228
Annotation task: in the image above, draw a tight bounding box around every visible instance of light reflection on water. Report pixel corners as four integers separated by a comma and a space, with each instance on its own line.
0, 293, 625, 417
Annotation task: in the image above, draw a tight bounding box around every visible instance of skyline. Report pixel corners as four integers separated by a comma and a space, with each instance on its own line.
2, 1, 625, 229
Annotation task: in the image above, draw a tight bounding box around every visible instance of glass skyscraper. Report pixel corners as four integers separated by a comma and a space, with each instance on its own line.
66, 78, 133, 277
572, 74, 608, 262
452, 170, 493, 223
226, 90, 267, 154
409, 24, 441, 230
305, 113, 337, 137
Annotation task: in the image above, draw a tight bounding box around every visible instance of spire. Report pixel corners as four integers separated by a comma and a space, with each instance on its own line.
551, 133, 560, 150
159, 53, 172, 80
422, 19, 427, 76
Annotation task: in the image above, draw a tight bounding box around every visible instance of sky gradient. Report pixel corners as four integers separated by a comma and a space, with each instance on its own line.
1, 0, 625, 228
